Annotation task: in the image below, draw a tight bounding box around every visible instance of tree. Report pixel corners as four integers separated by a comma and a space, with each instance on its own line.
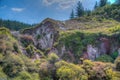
84, 9, 91, 16
76, 1, 84, 17
99, 0, 107, 7
70, 9, 74, 19
94, 1, 98, 9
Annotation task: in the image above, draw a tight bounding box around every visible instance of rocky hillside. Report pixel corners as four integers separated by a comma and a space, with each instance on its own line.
0, 17, 120, 79
20, 17, 120, 63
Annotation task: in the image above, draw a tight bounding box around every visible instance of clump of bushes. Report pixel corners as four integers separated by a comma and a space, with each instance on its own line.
2, 53, 24, 77
93, 5, 120, 20
96, 54, 114, 63
108, 25, 120, 33
26, 45, 35, 58
48, 53, 59, 64
0, 28, 21, 54
55, 61, 88, 80
20, 35, 34, 47
115, 56, 120, 71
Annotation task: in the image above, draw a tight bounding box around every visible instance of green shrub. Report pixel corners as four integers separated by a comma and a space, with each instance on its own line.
108, 25, 120, 33
20, 35, 34, 47
26, 45, 35, 58
17, 71, 32, 80
96, 54, 114, 62
13, 43, 20, 53
82, 60, 116, 80
57, 66, 76, 80
0, 54, 4, 65
82, 60, 94, 77
22, 56, 39, 73
111, 51, 119, 60
0, 67, 7, 79
31, 73, 40, 80
56, 61, 88, 80
115, 56, 120, 71
2, 54, 24, 77
48, 53, 59, 64
36, 34, 41, 40
39, 61, 53, 80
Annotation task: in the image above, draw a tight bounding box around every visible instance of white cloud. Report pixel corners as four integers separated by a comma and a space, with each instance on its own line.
11, 8, 25, 12
43, 0, 77, 9
42, 0, 98, 10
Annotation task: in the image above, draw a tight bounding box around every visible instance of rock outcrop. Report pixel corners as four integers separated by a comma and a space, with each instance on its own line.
20, 18, 120, 62
22, 18, 65, 50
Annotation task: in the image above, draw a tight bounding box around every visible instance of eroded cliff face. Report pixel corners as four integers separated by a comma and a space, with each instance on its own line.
20, 18, 120, 63
57, 32, 120, 63
22, 18, 63, 50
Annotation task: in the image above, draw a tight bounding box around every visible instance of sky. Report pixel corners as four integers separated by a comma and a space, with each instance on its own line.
0, 0, 116, 24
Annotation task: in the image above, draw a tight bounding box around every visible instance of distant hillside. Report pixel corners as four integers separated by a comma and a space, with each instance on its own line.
92, 4, 120, 20
0, 19, 33, 31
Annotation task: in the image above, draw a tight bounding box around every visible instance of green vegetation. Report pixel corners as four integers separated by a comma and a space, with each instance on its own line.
93, 4, 120, 20
0, 19, 32, 31
70, 0, 120, 22
58, 31, 99, 62
76, 1, 84, 17
115, 57, 120, 71
99, 0, 107, 7
96, 54, 114, 62
20, 35, 34, 47
70, 9, 75, 19
0, 27, 21, 54
1, 1, 120, 79
47, 53, 59, 64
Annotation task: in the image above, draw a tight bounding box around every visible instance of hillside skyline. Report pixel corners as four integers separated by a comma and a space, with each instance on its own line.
0, 0, 115, 24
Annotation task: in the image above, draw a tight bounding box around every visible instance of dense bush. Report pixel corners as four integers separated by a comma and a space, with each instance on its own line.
48, 53, 59, 64
2, 54, 24, 77
0, 54, 4, 65
82, 60, 119, 80
115, 56, 120, 71
96, 54, 114, 62
0, 67, 7, 79
20, 35, 34, 47
14, 71, 32, 80
26, 45, 35, 58
56, 61, 88, 80
21, 55, 39, 73
93, 5, 120, 20
39, 61, 53, 80
0, 28, 21, 54
111, 51, 119, 60
108, 25, 120, 33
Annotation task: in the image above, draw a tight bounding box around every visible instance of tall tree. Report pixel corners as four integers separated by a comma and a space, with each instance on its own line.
76, 1, 84, 17
84, 9, 91, 16
99, 0, 107, 7
94, 1, 98, 9
70, 9, 74, 19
